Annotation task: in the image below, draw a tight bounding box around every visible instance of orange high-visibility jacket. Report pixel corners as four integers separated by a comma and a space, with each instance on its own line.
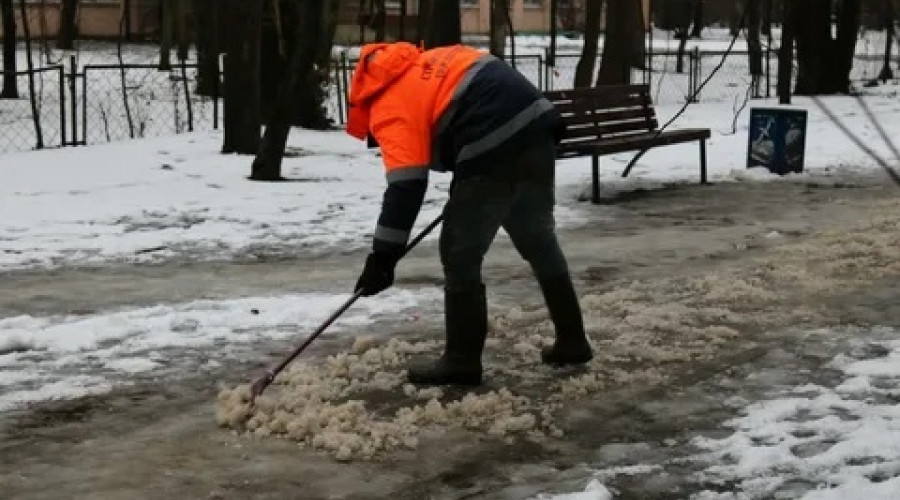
346, 42, 559, 257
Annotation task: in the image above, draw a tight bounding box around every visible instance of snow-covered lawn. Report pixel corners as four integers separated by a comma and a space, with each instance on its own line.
690, 336, 900, 500
3, 88, 899, 271
0, 287, 438, 412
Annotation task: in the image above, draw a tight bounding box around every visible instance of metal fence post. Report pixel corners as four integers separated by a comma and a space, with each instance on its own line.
687, 50, 694, 103
213, 63, 220, 130
81, 66, 88, 145
58, 66, 67, 147
341, 52, 350, 124
692, 47, 701, 103
537, 53, 544, 91
334, 53, 344, 124
69, 56, 78, 146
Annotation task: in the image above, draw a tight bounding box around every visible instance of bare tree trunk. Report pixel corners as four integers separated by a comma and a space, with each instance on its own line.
321, 0, 340, 63
675, 0, 692, 73
222, 0, 261, 154
19, 0, 43, 148
878, 0, 894, 81
729, 0, 743, 36
417, 0, 432, 44
251, 0, 325, 180
194, 0, 220, 96
424, 0, 460, 48
596, 0, 644, 85
746, 0, 762, 96
175, 0, 190, 61
489, 0, 510, 59
690, 0, 704, 38
294, 0, 333, 129
830, 0, 861, 92
57, 0, 79, 50
761, 0, 772, 36
259, 0, 286, 122
1, 0, 17, 98
116, 5, 136, 138
793, 0, 831, 94
794, 0, 861, 95
372, 0, 386, 41
159, 0, 174, 70
777, 0, 796, 103
574, 0, 602, 87
123, 0, 132, 41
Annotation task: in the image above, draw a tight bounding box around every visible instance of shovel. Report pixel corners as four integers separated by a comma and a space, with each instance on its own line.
248, 214, 444, 404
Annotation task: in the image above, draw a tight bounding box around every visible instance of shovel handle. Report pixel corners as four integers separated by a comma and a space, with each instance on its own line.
249, 214, 444, 401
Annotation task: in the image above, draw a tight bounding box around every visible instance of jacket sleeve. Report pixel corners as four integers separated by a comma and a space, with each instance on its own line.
370, 125, 430, 260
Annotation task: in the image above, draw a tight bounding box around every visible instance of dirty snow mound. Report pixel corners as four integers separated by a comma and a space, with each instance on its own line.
217, 198, 900, 461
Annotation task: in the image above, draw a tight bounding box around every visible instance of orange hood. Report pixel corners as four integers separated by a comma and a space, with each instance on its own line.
346, 42, 421, 140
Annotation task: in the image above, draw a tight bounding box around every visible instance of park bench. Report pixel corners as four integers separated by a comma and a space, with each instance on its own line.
544, 84, 711, 203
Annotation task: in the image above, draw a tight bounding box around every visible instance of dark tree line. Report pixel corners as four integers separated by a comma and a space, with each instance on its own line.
3, 0, 898, 176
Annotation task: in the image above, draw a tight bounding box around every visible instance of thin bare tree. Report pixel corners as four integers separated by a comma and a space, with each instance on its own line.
574, 0, 603, 87
794, 0, 861, 95
596, 0, 645, 85
19, 0, 43, 148
877, 0, 895, 81
58, 0, 79, 50
424, 0, 460, 48
251, 0, 326, 180
222, 0, 262, 154
1, 0, 17, 98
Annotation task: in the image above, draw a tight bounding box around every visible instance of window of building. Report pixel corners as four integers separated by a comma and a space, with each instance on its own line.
523, 0, 542, 6
460, 0, 478, 6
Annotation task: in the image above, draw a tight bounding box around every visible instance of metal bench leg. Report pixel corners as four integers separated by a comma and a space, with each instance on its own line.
621, 148, 649, 178
699, 138, 708, 184
592, 154, 600, 204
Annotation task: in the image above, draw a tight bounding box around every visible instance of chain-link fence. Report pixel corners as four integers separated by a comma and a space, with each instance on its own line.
80, 63, 218, 145
1, 40, 220, 155
0, 66, 66, 153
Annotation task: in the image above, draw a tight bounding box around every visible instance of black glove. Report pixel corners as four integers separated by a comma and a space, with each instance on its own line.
354, 252, 396, 296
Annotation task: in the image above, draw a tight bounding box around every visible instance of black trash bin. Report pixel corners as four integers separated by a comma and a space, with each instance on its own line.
747, 107, 808, 175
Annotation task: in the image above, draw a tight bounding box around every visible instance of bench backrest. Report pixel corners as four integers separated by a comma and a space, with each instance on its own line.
545, 84, 658, 154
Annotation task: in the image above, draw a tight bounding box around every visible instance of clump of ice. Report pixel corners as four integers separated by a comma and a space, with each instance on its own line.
216, 336, 550, 461
532, 479, 614, 500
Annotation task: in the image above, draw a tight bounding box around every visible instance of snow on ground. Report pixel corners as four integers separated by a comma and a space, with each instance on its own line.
686, 332, 900, 500
2, 85, 899, 271
0, 287, 439, 411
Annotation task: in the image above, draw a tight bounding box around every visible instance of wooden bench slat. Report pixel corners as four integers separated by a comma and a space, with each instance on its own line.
551, 94, 651, 114
559, 119, 660, 140
544, 84, 650, 101
558, 107, 654, 126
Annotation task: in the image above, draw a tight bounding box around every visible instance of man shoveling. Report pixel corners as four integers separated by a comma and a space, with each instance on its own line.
347, 42, 593, 387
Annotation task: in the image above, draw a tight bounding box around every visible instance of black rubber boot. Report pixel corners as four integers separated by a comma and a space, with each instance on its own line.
407, 285, 487, 386
539, 275, 594, 366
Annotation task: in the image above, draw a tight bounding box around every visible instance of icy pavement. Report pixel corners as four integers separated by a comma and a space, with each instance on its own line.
547, 327, 900, 500
688, 333, 900, 500
0, 288, 439, 411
